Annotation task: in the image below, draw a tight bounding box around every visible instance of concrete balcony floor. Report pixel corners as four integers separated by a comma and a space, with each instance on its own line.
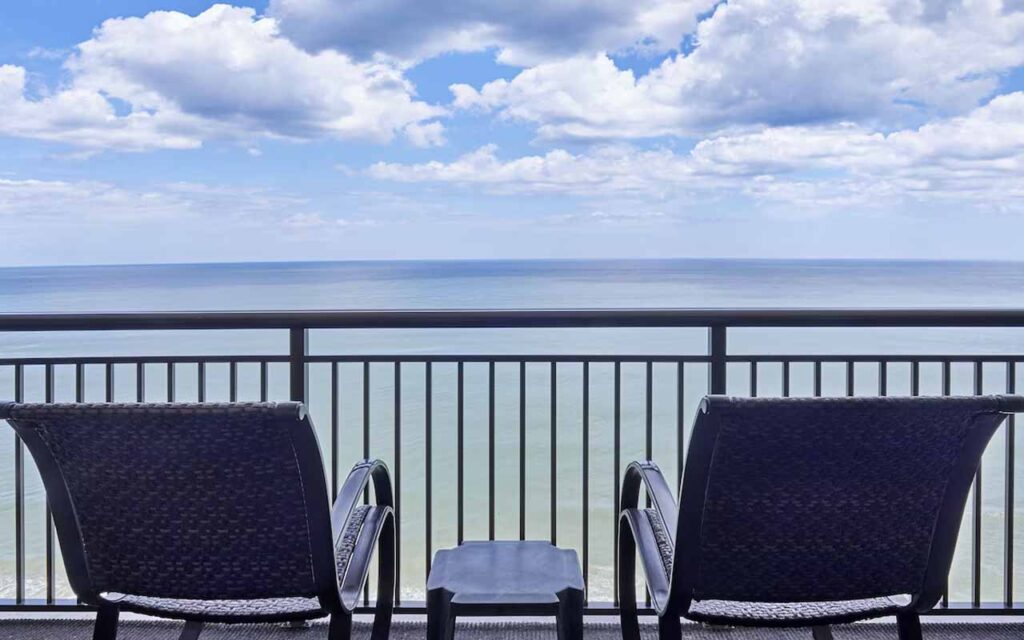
0, 618, 1022, 639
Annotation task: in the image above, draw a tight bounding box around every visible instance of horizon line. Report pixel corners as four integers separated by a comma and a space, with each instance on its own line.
3, 256, 1024, 271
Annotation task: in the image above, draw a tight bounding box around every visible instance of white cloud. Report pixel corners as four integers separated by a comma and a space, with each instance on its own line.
0, 5, 443, 151
25, 46, 68, 60
370, 92, 1024, 210
452, 0, 1024, 139
369, 144, 693, 195
269, 0, 719, 66
403, 121, 447, 148
0, 177, 312, 222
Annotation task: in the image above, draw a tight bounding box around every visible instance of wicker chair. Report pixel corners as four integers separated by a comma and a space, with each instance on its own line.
0, 402, 395, 640
618, 394, 1024, 640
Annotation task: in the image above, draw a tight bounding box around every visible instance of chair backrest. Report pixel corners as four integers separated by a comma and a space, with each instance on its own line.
0, 402, 337, 605
673, 395, 1023, 609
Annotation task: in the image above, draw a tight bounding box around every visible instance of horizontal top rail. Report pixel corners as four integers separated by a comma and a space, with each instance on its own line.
4, 308, 1024, 331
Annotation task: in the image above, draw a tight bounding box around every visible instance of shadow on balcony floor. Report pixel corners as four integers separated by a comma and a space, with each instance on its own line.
0, 620, 1021, 639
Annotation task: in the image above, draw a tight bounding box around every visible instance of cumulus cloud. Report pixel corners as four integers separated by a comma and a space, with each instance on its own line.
269, 0, 719, 65
0, 5, 443, 151
370, 92, 1024, 209
451, 0, 1024, 139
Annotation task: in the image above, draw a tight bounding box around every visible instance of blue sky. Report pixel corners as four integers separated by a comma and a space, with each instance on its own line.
1, 0, 1024, 265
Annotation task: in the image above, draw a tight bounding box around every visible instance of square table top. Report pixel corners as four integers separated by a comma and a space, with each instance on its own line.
427, 541, 585, 606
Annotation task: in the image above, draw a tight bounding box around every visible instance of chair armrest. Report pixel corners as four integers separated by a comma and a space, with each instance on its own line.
331, 459, 393, 539
620, 461, 678, 545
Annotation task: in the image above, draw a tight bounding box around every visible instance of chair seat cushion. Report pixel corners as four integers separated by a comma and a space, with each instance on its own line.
687, 594, 912, 626
101, 592, 324, 623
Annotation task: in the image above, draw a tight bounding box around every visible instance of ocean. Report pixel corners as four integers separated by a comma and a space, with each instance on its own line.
2, 258, 1024, 604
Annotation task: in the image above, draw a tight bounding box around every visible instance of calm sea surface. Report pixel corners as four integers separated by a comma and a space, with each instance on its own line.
2, 258, 1024, 603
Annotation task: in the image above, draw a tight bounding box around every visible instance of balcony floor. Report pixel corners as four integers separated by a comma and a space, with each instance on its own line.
1, 619, 1021, 639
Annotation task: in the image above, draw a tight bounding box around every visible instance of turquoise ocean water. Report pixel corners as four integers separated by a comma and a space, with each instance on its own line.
2, 258, 1024, 604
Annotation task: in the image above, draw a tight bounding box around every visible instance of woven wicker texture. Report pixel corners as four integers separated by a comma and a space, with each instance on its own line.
102, 593, 323, 622
336, 505, 371, 583
8, 403, 318, 601
694, 396, 1004, 603
687, 595, 908, 626
643, 509, 674, 577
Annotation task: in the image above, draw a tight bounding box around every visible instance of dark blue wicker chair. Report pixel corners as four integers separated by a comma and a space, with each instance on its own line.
0, 402, 394, 640
618, 395, 1024, 640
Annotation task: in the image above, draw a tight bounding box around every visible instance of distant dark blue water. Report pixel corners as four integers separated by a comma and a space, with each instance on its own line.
3, 258, 1024, 312
1, 259, 1023, 603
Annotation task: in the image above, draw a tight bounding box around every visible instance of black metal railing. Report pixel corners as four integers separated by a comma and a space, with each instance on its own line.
1, 309, 1024, 615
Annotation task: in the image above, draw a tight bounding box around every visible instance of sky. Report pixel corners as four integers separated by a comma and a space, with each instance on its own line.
1, 0, 1024, 266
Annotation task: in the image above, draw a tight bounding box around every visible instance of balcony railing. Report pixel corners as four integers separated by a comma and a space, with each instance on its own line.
1, 309, 1024, 615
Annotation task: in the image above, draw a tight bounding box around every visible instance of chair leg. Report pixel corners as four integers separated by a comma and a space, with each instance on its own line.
92, 604, 119, 640
618, 518, 641, 640
811, 626, 834, 640
178, 621, 203, 640
328, 613, 353, 640
896, 612, 922, 640
657, 616, 682, 640
370, 513, 396, 640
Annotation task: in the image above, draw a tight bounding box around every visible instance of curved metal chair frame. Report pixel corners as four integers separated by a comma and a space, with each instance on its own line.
618, 395, 1024, 640
0, 402, 394, 640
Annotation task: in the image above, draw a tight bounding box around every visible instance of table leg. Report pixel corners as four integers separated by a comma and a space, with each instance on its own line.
557, 589, 584, 640
427, 589, 455, 640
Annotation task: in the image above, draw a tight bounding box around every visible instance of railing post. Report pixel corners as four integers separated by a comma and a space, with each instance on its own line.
289, 327, 309, 404
708, 324, 727, 395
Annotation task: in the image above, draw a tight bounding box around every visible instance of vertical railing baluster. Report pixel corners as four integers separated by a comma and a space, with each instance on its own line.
331, 363, 339, 496
394, 362, 401, 606
645, 361, 653, 461
677, 361, 685, 487
582, 361, 590, 604
363, 360, 370, 606
167, 363, 175, 402
259, 362, 268, 402
550, 361, 557, 545
519, 362, 526, 541
613, 361, 622, 605
229, 362, 238, 402
425, 363, 433, 576
488, 361, 495, 541
750, 362, 758, 397
911, 361, 920, 397
878, 362, 887, 397
645, 360, 653, 607
363, 361, 371, 503
1006, 361, 1016, 607
14, 364, 24, 604
846, 361, 854, 397
197, 362, 206, 403
45, 364, 55, 604
708, 326, 727, 395
289, 328, 308, 405
973, 360, 983, 608
136, 363, 145, 402
457, 361, 464, 545
75, 363, 85, 606
813, 361, 822, 397
76, 364, 85, 402
783, 361, 791, 397
105, 363, 115, 402
942, 359, 950, 607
